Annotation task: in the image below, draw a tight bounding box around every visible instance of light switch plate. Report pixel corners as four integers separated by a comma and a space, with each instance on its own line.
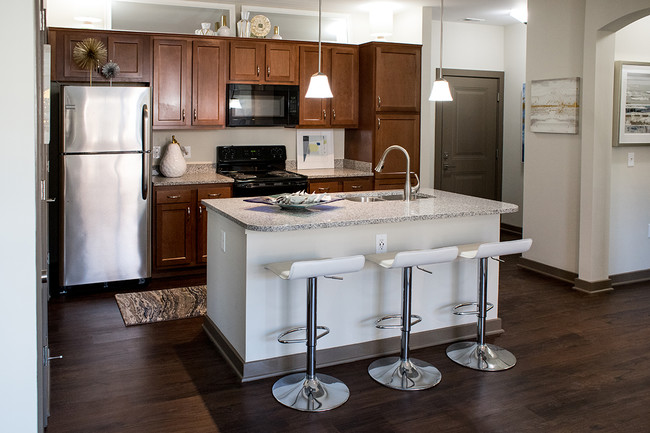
628, 152, 634, 167
153, 146, 161, 159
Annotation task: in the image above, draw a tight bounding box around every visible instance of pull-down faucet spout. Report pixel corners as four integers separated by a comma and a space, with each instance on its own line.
374, 145, 420, 202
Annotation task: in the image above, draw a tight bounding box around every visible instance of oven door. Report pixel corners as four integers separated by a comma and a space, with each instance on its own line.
233, 180, 309, 197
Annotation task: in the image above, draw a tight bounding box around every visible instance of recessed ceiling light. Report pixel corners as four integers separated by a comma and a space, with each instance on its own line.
74, 16, 102, 23
463, 17, 486, 22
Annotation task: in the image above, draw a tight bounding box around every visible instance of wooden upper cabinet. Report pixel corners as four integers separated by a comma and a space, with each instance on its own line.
374, 44, 421, 112
152, 38, 191, 128
192, 39, 227, 127
298, 44, 358, 128
330, 45, 359, 127
50, 28, 150, 83
230, 40, 298, 84
299, 45, 330, 126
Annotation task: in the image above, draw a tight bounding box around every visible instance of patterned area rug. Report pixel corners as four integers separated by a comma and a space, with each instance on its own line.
115, 285, 206, 326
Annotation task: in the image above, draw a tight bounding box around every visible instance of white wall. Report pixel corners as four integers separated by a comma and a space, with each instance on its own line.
522, 0, 585, 273
0, 2, 39, 432
502, 23, 527, 228
610, 15, 650, 275
443, 21, 505, 71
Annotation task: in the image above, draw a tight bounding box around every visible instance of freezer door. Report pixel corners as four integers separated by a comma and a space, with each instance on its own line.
63, 86, 150, 153
61, 153, 151, 286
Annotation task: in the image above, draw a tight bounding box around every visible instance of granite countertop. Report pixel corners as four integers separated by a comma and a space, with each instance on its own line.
202, 188, 518, 232
152, 172, 234, 186
290, 167, 373, 179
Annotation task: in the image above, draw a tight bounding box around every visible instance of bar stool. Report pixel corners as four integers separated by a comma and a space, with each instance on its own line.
366, 246, 459, 390
265, 255, 365, 412
446, 238, 532, 371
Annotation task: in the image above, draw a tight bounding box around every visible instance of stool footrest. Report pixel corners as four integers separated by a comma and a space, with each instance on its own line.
277, 325, 330, 344
452, 302, 494, 316
375, 314, 422, 329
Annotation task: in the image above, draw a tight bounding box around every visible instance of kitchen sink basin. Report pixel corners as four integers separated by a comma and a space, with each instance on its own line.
344, 193, 434, 202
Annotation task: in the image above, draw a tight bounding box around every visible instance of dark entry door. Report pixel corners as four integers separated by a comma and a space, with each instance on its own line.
435, 71, 503, 200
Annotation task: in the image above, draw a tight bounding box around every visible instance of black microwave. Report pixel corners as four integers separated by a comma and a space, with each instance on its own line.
226, 83, 299, 127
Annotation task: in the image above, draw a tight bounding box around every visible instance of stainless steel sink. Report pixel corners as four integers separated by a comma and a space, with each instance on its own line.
344, 193, 434, 202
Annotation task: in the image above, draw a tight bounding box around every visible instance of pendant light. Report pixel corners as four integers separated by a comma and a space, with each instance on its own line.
305, 0, 333, 98
429, 0, 453, 101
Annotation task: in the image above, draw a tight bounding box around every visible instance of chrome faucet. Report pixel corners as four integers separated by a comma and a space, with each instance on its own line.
374, 145, 420, 202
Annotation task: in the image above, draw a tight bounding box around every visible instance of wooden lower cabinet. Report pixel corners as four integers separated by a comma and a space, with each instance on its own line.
153, 184, 231, 276
308, 177, 373, 194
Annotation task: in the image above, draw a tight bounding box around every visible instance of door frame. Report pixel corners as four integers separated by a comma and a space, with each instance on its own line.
434, 68, 505, 200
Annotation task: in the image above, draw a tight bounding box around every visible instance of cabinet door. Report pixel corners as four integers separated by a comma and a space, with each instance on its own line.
343, 177, 373, 192
153, 38, 191, 128
299, 45, 330, 126
107, 34, 150, 82
265, 42, 298, 84
375, 114, 420, 175
192, 40, 227, 126
155, 202, 194, 268
197, 186, 232, 264
230, 41, 264, 82
330, 46, 359, 127
375, 45, 421, 112
309, 180, 341, 194
61, 32, 108, 81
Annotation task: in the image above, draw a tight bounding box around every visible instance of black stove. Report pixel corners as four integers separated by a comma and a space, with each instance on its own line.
216, 145, 308, 197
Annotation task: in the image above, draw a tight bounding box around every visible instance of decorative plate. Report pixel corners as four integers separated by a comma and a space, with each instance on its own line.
250, 15, 271, 37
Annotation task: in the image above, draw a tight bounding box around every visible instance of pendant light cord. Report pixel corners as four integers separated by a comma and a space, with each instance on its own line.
318, 0, 322, 73
439, 0, 444, 80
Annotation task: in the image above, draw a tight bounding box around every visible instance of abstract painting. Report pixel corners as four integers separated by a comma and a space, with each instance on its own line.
530, 77, 580, 134
296, 129, 334, 169
613, 61, 650, 146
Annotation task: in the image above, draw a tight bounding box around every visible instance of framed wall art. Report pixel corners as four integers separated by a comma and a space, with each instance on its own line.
613, 61, 650, 146
530, 77, 580, 134
296, 129, 334, 169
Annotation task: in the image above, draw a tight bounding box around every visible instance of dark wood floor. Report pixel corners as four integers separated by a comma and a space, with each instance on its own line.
47, 255, 650, 432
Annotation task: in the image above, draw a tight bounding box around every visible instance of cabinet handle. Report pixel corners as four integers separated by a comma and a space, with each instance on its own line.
193, 108, 197, 121
167, 195, 181, 199
378, 96, 381, 108
318, 187, 330, 192
257, 65, 260, 76
378, 118, 381, 129
323, 109, 327, 120
199, 206, 203, 216
207, 193, 222, 198
187, 206, 191, 215
182, 109, 185, 122
267, 66, 270, 77
351, 184, 363, 190
332, 109, 336, 120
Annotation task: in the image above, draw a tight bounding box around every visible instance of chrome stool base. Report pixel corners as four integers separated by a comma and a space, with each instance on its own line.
368, 356, 442, 390
446, 341, 516, 371
272, 373, 350, 412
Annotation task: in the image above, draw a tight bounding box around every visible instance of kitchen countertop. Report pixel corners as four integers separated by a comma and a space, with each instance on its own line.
202, 188, 518, 232
290, 167, 373, 179
152, 172, 234, 186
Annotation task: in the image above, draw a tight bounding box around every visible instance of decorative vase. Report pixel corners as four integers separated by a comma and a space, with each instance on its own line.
216, 15, 232, 36
270, 26, 282, 39
159, 136, 187, 178
237, 12, 251, 37
195, 22, 214, 36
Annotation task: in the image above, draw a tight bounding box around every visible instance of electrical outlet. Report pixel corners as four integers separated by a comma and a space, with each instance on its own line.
376, 234, 387, 254
220, 229, 226, 252
153, 145, 161, 159
183, 145, 191, 159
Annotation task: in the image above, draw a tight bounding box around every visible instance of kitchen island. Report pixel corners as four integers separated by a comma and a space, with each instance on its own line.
202, 189, 518, 381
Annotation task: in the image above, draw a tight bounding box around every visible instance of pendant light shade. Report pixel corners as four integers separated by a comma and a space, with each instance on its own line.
429, 0, 453, 102
306, 0, 333, 99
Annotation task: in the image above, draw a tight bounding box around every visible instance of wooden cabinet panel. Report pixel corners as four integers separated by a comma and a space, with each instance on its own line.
155, 188, 192, 204
309, 180, 341, 194
50, 28, 150, 83
155, 202, 194, 268
299, 45, 329, 126
343, 177, 372, 192
192, 39, 227, 126
229, 41, 264, 82
375, 114, 420, 174
330, 46, 359, 127
265, 42, 298, 84
375, 44, 421, 112
153, 38, 191, 128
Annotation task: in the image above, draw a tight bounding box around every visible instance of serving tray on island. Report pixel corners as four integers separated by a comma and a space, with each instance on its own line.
244, 193, 342, 210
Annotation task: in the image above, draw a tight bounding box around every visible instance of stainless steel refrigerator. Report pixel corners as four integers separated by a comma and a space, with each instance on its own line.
60, 86, 151, 287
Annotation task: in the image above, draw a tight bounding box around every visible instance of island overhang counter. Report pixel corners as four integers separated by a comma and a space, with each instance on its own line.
202, 189, 518, 381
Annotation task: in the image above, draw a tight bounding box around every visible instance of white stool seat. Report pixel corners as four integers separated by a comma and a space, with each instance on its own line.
457, 238, 532, 260
366, 246, 459, 269
265, 255, 365, 280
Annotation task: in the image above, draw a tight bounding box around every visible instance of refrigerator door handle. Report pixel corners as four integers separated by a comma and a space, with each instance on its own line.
141, 104, 150, 201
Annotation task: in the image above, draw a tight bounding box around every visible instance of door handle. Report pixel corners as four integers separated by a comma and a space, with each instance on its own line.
443, 164, 456, 170
443, 152, 449, 160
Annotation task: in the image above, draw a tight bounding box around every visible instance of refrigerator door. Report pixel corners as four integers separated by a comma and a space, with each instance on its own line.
63, 86, 150, 153
61, 153, 150, 286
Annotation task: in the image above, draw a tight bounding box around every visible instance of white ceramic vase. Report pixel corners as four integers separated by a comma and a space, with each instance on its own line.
160, 136, 187, 178
237, 12, 251, 37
